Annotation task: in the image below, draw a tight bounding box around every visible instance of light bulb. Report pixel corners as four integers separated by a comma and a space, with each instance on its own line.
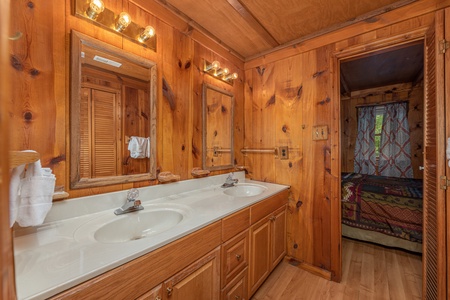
139, 26, 155, 42
205, 60, 220, 71
86, 0, 104, 19
224, 72, 238, 80
216, 68, 229, 77
115, 12, 131, 32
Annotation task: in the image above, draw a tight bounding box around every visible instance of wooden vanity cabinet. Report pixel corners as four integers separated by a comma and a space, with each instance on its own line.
163, 247, 221, 300
50, 190, 288, 300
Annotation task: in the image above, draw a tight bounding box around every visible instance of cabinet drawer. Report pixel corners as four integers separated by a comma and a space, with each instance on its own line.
221, 230, 249, 288
136, 284, 162, 300
250, 190, 289, 224
222, 208, 250, 242
221, 268, 248, 300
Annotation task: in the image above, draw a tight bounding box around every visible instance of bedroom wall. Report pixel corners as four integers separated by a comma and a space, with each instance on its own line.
243, 0, 447, 280
341, 83, 424, 179
8, 0, 245, 199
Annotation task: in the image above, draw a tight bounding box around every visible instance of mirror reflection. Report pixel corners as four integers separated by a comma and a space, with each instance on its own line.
202, 83, 234, 170
70, 30, 157, 189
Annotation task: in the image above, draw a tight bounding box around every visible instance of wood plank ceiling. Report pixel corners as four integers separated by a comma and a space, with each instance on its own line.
154, 0, 418, 60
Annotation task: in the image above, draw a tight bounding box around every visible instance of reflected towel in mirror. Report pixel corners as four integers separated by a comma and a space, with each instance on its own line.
128, 136, 150, 159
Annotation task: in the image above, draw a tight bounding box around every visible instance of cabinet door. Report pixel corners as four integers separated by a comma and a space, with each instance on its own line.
221, 268, 248, 300
137, 284, 162, 300
248, 217, 271, 296
271, 206, 286, 269
163, 247, 220, 300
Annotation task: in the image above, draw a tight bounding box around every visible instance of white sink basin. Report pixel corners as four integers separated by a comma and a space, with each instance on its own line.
74, 203, 192, 243
223, 183, 267, 197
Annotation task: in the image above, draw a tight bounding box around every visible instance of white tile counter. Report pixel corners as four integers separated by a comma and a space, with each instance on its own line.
14, 173, 289, 299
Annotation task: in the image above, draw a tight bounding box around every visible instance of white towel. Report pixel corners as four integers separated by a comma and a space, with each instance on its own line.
128, 136, 149, 159
16, 159, 55, 227
146, 137, 151, 158
9, 164, 26, 227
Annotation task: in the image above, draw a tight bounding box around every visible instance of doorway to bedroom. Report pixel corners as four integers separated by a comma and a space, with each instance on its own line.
338, 40, 424, 293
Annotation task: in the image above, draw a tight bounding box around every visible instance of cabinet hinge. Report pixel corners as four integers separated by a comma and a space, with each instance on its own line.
441, 39, 450, 54
440, 176, 450, 190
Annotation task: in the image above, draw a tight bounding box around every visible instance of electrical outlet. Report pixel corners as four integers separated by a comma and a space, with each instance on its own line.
279, 146, 289, 160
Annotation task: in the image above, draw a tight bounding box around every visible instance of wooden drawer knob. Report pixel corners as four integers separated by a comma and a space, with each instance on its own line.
236, 254, 241, 261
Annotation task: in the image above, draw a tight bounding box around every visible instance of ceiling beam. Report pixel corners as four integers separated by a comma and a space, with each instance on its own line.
225, 0, 280, 48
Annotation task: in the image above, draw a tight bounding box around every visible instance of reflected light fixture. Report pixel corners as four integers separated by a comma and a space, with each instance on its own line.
224, 73, 238, 81
139, 26, 155, 42
115, 12, 131, 32
86, 0, 105, 20
205, 60, 220, 72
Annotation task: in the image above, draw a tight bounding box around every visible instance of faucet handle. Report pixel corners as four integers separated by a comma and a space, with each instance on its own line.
127, 188, 139, 201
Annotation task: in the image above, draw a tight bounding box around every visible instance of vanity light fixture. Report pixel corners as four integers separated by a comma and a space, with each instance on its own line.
74, 0, 157, 51
139, 26, 155, 42
203, 60, 238, 85
115, 12, 131, 32
86, 0, 104, 20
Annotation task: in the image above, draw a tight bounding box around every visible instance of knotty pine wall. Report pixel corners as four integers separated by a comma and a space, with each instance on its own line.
341, 83, 424, 179
9, 0, 244, 199
244, 0, 447, 280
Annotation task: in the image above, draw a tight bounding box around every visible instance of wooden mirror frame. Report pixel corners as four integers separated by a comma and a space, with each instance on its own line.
202, 83, 234, 171
70, 30, 157, 189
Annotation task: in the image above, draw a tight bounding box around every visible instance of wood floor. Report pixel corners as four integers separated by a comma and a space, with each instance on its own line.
251, 238, 422, 300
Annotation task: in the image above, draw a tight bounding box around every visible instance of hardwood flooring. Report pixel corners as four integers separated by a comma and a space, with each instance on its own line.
251, 238, 422, 300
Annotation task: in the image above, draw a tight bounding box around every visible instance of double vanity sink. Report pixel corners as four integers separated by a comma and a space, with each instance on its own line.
13, 173, 287, 299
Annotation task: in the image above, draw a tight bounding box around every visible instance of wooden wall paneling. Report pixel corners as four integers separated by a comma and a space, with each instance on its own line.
243, 69, 255, 178
265, 55, 303, 262
1, 0, 16, 297
9, 0, 66, 191
160, 27, 194, 179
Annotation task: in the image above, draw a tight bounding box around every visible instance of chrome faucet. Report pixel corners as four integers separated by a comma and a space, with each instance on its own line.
114, 188, 144, 215
221, 173, 238, 188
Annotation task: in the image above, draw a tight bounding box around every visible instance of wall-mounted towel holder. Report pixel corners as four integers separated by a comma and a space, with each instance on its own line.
9, 151, 69, 200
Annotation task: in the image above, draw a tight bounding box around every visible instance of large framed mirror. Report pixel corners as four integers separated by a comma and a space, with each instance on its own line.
70, 30, 157, 189
202, 83, 234, 170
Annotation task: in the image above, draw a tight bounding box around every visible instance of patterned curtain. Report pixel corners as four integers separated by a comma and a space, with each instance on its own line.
354, 106, 377, 175
379, 102, 413, 178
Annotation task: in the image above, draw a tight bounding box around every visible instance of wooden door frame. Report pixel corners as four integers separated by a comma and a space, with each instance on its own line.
330, 28, 429, 282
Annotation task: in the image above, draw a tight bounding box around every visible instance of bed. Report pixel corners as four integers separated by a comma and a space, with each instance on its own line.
341, 172, 423, 253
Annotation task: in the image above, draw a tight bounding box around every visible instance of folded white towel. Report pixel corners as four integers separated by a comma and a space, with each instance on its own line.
16, 159, 55, 227
146, 137, 151, 158
128, 136, 149, 159
9, 164, 26, 227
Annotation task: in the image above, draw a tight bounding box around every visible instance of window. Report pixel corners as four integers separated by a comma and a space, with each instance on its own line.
374, 106, 385, 157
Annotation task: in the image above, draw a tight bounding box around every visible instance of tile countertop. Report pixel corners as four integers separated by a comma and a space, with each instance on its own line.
13, 172, 289, 300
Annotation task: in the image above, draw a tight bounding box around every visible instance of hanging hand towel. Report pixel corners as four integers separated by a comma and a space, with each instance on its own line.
9, 164, 26, 227
146, 137, 151, 158
16, 159, 55, 227
128, 136, 148, 159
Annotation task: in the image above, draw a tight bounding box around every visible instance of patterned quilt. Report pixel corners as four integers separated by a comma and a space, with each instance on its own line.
341, 172, 423, 243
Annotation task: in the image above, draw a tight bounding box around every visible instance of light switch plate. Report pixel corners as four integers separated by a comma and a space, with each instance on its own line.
312, 125, 328, 141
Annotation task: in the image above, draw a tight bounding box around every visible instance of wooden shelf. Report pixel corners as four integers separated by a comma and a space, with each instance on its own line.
10, 151, 40, 169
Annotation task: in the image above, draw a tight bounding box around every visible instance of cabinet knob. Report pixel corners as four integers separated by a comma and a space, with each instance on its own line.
269, 216, 276, 221
236, 254, 241, 261
166, 287, 173, 297
155, 297, 162, 300
235, 295, 240, 299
